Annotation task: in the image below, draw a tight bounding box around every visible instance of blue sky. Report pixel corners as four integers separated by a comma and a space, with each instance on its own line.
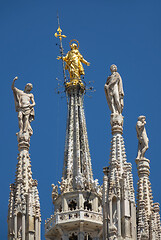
1, 1, 161, 239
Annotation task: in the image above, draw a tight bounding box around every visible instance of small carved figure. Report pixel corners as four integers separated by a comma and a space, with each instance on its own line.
51, 184, 58, 201
104, 64, 124, 114
17, 226, 22, 239
58, 177, 67, 193
12, 77, 35, 136
91, 179, 99, 191
68, 177, 73, 191
75, 173, 84, 189
58, 42, 90, 79
97, 185, 103, 198
113, 209, 118, 228
136, 116, 149, 159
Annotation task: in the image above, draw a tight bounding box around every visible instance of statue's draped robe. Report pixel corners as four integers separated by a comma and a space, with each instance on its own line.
63, 49, 86, 79
105, 72, 124, 113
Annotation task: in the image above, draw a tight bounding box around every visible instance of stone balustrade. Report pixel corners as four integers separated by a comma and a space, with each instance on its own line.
45, 209, 103, 233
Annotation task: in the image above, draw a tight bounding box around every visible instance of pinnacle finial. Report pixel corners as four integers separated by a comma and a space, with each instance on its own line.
54, 13, 67, 40
54, 26, 66, 41
54, 15, 67, 83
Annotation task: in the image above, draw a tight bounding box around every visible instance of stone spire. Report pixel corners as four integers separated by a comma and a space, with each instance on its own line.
62, 82, 94, 192
45, 38, 103, 240
8, 77, 41, 240
136, 116, 161, 240
103, 64, 136, 240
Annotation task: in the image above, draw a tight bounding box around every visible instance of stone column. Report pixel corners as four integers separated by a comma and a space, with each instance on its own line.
136, 157, 151, 239
14, 214, 17, 239
39, 221, 41, 240
78, 222, 84, 240
117, 199, 121, 237
22, 214, 25, 240
62, 196, 68, 212
131, 202, 136, 239
109, 200, 113, 226
93, 197, 98, 212
78, 192, 84, 209
35, 217, 39, 240
103, 167, 109, 240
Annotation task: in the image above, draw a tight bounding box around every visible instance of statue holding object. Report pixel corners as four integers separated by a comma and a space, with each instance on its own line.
57, 41, 90, 80
12, 77, 35, 136
136, 115, 149, 159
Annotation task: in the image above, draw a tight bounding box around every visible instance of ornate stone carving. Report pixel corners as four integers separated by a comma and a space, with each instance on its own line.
136, 115, 149, 159
110, 113, 124, 134
51, 184, 58, 202
75, 173, 85, 190
91, 179, 102, 196
8, 77, 41, 240
58, 177, 67, 193
103, 66, 136, 240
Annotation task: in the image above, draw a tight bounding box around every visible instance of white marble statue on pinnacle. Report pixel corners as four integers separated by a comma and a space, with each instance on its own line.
12, 76, 35, 142
103, 65, 136, 240
8, 77, 41, 240
104, 64, 124, 115
136, 116, 161, 240
136, 115, 149, 160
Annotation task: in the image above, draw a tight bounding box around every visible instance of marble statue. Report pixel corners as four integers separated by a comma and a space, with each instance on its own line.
51, 184, 58, 202
104, 64, 124, 114
58, 177, 67, 193
12, 77, 35, 136
136, 115, 149, 159
17, 226, 22, 239
75, 173, 85, 189
58, 42, 90, 79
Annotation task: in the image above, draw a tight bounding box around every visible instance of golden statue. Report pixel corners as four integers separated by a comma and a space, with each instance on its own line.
58, 40, 90, 80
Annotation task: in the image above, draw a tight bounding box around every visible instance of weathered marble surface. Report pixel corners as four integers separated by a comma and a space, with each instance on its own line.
136, 115, 149, 159
104, 64, 124, 115
12, 76, 35, 137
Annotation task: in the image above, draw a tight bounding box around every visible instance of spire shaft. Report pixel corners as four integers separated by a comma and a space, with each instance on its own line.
136, 117, 161, 239
45, 38, 102, 240
8, 78, 41, 240
103, 65, 136, 240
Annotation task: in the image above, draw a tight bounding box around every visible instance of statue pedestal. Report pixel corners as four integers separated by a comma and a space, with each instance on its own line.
110, 113, 124, 135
